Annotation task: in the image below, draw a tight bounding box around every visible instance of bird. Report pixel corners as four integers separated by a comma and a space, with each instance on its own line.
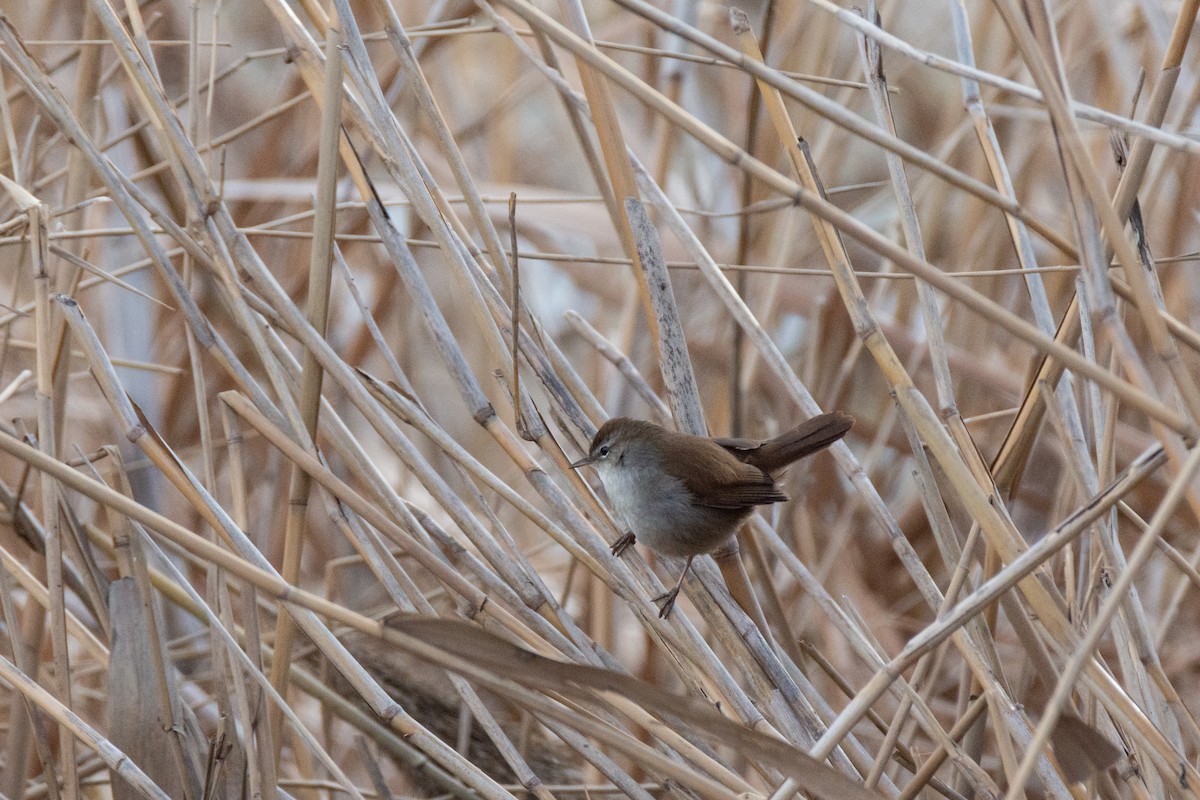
570, 412, 853, 617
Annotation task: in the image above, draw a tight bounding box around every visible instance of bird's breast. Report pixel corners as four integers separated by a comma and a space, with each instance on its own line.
599, 463, 743, 556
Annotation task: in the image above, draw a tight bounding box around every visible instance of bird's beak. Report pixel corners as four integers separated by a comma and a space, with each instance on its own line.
569, 454, 597, 469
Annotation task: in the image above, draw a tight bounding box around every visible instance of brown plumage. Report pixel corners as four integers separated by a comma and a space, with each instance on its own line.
571, 412, 853, 617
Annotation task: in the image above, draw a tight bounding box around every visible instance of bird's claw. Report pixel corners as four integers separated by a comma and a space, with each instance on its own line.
653, 588, 680, 619
611, 532, 636, 557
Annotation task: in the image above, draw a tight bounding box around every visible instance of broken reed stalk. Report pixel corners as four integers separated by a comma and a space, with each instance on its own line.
268, 18, 344, 755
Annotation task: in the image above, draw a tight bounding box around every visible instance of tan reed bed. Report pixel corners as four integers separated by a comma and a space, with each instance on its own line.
1, 1, 1199, 799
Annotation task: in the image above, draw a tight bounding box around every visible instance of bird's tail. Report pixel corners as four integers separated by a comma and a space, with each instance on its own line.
738, 412, 853, 472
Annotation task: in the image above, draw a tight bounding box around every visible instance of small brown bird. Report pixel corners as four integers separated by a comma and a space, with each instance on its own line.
571, 412, 853, 617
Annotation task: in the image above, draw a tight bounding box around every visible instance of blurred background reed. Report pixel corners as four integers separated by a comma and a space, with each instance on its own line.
1, 0, 1199, 798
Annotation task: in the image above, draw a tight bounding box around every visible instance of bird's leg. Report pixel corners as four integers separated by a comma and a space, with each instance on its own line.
653, 556, 694, 619
611, 532, 636, 557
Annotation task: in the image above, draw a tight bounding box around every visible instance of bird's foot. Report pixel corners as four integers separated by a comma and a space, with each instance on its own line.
653, 587, 681, 619
611, 532, 636, 557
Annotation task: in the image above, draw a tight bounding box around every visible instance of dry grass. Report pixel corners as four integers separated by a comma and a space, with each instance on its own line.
1, 0, 1200, 798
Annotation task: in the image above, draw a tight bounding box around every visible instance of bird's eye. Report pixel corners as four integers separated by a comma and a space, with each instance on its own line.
598, 444, 610, 457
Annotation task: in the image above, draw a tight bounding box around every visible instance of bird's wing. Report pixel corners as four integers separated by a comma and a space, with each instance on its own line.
665, 437, 788, 510
710, 435, 761, 452
691, 478, 789, 509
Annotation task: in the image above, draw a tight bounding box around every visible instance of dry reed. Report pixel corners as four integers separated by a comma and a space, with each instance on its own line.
1, 1, 1199, 800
